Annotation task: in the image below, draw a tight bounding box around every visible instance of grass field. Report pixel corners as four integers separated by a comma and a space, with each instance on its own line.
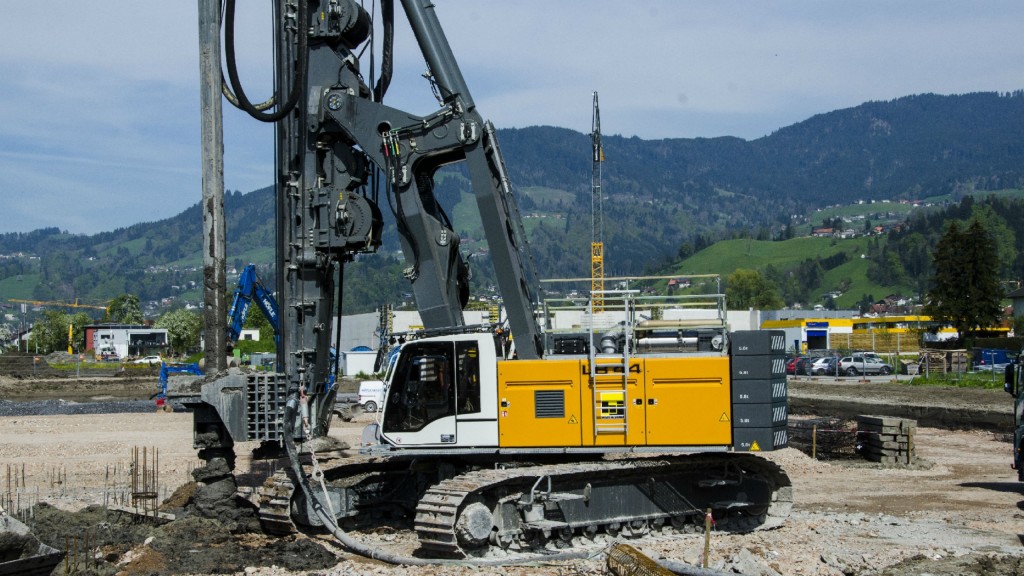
667, 235, 916, 309
808, 201, 917, 228
0, 273, 40, 301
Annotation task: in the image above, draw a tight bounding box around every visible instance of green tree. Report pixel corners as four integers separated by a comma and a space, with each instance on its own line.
924, 221, 1005, 346
28, 310, 70, 354
0, 323, 14, 351
69, 311, 93, 352
964, 204, 1017, 278
104, 293, 144, 324
856, 293, 876, 315
235, 303, 276, 355
725, 269, 783, 310
156, 309, 202, 355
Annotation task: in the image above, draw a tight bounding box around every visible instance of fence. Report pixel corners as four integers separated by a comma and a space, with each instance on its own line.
836, 332, 920, 355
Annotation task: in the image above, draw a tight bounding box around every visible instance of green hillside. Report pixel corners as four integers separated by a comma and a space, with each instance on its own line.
672, 237, 845, 274
667, 235, 917, 309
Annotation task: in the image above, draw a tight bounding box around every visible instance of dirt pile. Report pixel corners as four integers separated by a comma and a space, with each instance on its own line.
0, 530, 40, 562
0, 353, 65, 379
24, 490, 337, 575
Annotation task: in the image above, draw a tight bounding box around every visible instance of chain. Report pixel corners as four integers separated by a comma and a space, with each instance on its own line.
298, 385, 338, 524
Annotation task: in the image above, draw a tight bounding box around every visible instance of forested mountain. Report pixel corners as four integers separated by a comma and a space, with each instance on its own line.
2, 92, 1023, 316
502, 91, 1024, 279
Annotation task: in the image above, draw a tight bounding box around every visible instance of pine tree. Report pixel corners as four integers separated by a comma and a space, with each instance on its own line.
924, 221, 1004, 345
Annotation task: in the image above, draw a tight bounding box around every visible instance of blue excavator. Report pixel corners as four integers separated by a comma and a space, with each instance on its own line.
227, 264, 280, 351
156, 264, 279, 412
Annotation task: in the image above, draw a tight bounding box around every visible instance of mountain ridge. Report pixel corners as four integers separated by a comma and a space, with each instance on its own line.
2, 91, 1023, 314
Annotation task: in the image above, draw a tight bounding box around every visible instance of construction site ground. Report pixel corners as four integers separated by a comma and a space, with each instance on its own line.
0, 371, 1022, 575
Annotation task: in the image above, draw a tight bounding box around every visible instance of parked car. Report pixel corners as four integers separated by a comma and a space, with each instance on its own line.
132, 355, 162, 366
838, 354, 893, 376
974, 362, 1009, 374
811, 356, 840, 376
786, 356, 812, 375
793, 356, 814, 376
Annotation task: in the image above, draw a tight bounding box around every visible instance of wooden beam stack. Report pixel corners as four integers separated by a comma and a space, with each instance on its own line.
856, 415, 916, 464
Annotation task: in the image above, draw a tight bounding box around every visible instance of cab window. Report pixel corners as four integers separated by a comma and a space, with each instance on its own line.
383, 342, 455, 432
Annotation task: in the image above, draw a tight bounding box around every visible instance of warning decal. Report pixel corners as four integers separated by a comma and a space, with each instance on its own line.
750, 440, 761, 451
719, 412, 730, 422
568, 415, 578, 424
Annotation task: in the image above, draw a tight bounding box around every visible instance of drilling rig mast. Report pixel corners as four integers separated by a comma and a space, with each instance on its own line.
591, 91, 605, 311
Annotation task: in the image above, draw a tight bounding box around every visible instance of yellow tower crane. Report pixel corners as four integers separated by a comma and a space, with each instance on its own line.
591, 91, 605, 312
8, 299, 108, 354
9, 298, 109, 311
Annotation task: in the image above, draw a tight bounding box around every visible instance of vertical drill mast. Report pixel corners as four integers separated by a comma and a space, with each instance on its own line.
591, 92, 605, 312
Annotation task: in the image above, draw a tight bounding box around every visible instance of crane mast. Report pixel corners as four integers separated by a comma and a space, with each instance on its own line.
591, 92, 605, 312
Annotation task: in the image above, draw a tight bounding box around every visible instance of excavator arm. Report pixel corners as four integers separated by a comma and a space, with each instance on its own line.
226, 264, 281, 349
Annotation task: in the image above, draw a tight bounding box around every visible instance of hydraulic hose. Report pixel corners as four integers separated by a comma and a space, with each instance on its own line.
224, 0, 307, 122
281, 394, 596, 567
372, 0, 394, 102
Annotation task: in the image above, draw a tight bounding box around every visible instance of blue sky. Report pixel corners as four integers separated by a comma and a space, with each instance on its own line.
1, 1, 1021, 235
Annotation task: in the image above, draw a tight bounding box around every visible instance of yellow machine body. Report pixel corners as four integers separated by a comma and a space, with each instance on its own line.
496, 356, 732, 448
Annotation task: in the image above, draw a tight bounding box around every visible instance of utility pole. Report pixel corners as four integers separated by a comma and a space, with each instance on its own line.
199, 0, 227, 372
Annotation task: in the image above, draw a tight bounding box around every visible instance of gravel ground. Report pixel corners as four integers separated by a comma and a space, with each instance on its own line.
1, 376, 1022, 575
0, 398, 158, 417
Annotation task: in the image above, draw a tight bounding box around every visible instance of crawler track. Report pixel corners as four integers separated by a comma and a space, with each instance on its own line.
249, 451, 791, 559
257, 470, 298, 535
414, 453, 792, 558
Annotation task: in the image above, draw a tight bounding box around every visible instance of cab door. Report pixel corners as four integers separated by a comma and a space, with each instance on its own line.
643, 356, 732, 446
380, 341, 457, 446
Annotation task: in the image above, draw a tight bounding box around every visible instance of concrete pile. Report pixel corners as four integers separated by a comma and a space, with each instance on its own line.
856, 415, 917, 464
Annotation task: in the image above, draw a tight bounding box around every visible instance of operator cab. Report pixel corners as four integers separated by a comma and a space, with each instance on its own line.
370, 333, 500, 449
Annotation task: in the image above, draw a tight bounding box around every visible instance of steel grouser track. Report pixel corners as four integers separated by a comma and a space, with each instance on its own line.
257, 469, 298, 535
414, 453, 792, 558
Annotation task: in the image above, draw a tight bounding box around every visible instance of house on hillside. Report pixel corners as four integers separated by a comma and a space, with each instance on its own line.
667, 278, 691, 292
1009, 287, 1024, 326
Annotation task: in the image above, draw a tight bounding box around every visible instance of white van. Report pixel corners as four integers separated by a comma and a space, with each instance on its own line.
358, 380, 385, 412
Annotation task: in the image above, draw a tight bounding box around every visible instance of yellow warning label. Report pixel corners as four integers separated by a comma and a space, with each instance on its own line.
719, 412, 730, 422
750, 440, 761, 451
568, 415, 578, 424
599, 391, 625, 419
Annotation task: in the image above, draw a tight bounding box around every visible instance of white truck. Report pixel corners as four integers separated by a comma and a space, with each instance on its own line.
357, 380, 385, 413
